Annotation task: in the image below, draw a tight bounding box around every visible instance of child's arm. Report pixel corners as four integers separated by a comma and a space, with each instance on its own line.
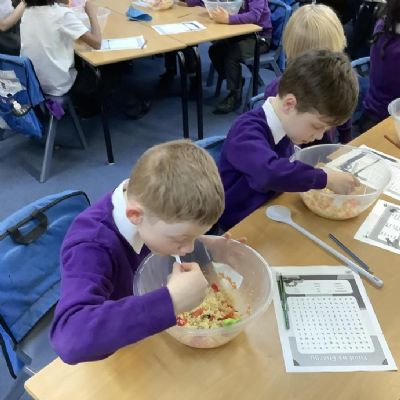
225, 119, 328, 194
225, 119, 358, 194
0, 2, 25, 32
51, 243, 176, 364
51, 243, 207, 364
78, 1, 101, 49
183, 0, 204, 6
211, 0, 265, 25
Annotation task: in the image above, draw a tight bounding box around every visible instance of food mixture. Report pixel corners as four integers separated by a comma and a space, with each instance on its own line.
176, 283, 242, 329
301, 186, 372, 220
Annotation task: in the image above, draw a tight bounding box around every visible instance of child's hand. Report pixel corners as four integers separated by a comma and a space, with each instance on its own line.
222, 231, 247, 244
167, 262, 208, 315
209, 7, 229, 24
324, 168, 360, 194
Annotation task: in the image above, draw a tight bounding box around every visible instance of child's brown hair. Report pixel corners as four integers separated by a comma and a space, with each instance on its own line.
278, 49, 359, 126
127, 140, 225, 226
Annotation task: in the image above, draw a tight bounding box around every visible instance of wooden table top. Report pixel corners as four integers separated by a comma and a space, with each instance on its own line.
25, 117, 400, 400
75, 10, 185, 66
94, 0, 261, 46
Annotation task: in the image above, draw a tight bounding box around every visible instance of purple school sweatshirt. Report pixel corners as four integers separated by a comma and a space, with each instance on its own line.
363, 20, 400, 122
186, 0, 272, 34
50, 193, 176, 364
218, 106, 327, 230
263, 78, 352, 143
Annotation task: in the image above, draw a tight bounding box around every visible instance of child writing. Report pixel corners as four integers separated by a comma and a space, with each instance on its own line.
263, 4, 352, 143
50, 140, 225, 364
219, 49, 359, 231
208, 0, 272, 114
359, 0, 400, 132
0, 0, 25, 55
19, 0, 101, 97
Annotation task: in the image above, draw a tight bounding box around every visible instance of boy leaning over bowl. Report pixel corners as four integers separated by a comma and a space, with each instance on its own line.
50, 140, 225, 364
218, 49, 361, 231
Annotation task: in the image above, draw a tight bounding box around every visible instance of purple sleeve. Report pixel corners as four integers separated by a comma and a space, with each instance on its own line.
336, 118, 352, 144
50, 243, 176, 364
185, 0, 204, 6
263, 77, 279, 99
229, 0, 265, 25
226, 121, 327, 193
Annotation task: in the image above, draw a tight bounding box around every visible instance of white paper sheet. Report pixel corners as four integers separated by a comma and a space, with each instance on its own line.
272, 266, 397, 373
99, 36, 146, 51
131, 0, 151, 7
359, 145, 400, 201
152, 21, 206, 35
354, 200, 400, 254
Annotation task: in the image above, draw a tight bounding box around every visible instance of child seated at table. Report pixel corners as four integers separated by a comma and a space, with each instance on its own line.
207, 0, 272, 114
218, 49, 359, 231
263, 4, 352, 143
358, 0, 400, 132
51, 140, 225, 364
0, 0, 25, 55
20, 0, 101, 97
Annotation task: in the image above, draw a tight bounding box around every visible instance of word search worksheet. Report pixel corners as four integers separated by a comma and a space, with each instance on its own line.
272, 266, 396, 372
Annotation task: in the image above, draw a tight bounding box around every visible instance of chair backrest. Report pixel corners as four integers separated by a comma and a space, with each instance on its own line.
0, 54, 44, 138
351, 57, 371, 125
269, 0, 293, 50
0, 190, 90, 378
247, 93, 265, 111
195, 136, 226, 165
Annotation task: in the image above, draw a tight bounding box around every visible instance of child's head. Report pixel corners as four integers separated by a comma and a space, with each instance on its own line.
126, 140, 224, 256
24, 0, 55, 6
275, 49, 358, 145
283, 4, 346, 61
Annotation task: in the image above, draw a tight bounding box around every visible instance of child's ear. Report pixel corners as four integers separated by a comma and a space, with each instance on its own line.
281, 94, 297, 114
126, 202, 144, 225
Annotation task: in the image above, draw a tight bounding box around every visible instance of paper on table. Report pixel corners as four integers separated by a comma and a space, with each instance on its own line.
131, 0, 151, 7
272, 266, 397, 373
152, 21, 206, 35
359, 145, 400, 201
99, 35, 146, 51
354, 199, 400, 255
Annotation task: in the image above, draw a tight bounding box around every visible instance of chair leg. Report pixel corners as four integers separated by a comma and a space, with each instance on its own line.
215, 74, 223, 97
206, 64, 215, 87
242, 77, 253, 113
67, 98, 87, 149
271, 60, 282, 77
40, 115, 57, 183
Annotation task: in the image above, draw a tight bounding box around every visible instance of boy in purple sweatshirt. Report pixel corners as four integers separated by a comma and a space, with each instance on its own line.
359, 0, 400, 132
50, 140, 225, 364
219, 49, 359, 230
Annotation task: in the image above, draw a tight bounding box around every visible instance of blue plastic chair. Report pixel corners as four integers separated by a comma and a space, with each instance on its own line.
351, 56, 370, 125
0, 191, 90, 400
0, 54, 87, 183
195, 135, 226, 165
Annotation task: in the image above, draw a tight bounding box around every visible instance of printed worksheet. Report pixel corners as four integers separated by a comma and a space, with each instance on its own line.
360, 145, 400, 201
272, 266, 396, 373
152, 21, 206, 35
355, 200, 400, 254
99, 36, 146, 51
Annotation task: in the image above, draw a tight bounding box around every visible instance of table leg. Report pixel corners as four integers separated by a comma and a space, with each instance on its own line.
98, 67, 115, 165
192, 46, 204, 141
252, 33, 260, 97
177, 50, 189, 139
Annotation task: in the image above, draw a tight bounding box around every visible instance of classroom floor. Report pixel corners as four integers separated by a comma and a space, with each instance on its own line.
0, 43, 275, 399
